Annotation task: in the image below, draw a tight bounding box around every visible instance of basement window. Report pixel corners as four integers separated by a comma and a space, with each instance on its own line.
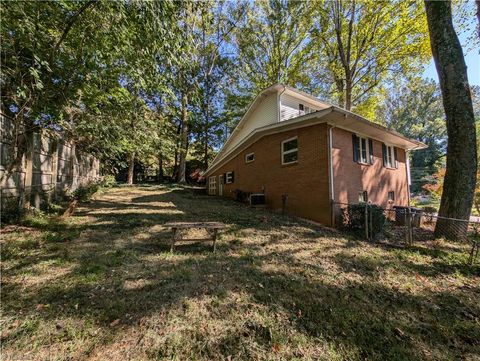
388, 191, 395, 202
245, 152, 255, 163
358, 191, 368, 203
281, 137, 298, 165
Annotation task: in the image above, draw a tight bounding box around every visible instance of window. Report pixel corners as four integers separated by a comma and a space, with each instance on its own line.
358, 191, 368, 203
226, 171, 234, 184
281, 137, 298, 165
208, 176, 216, 195
382, 144, 398, 168
352, 134, 373, 164
388, 191, 395, 202
304, 106, 310, 114
299, 103, 304, 113
245, 152, 255, 163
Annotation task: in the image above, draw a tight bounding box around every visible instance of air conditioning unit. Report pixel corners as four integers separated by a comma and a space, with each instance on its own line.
250, 193, 266, 206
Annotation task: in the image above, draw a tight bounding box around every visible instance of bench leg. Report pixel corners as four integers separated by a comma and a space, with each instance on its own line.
212, 229, 218, 252
170, 228, 177, 253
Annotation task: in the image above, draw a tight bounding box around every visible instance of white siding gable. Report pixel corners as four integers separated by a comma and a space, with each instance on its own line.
222, 92, 278, 155
280, 93, 328, 122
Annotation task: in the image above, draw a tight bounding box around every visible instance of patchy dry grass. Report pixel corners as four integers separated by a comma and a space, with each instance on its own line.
1, 185, 479, 361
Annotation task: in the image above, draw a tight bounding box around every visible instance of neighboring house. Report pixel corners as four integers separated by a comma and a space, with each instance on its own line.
204, 84, 426, 226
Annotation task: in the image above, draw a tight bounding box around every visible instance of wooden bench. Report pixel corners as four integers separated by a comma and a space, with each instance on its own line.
164, 222, 227, 252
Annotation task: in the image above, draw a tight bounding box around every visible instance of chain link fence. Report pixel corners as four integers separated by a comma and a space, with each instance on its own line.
332, 201, 479, 265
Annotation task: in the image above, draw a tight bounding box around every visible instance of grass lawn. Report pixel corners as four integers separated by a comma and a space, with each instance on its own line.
1, 185, 479, 361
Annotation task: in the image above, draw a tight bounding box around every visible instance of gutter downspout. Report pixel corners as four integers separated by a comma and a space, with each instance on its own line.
328, 124, 336, 226
406, 150, 411, 207
405, 144, 421, 207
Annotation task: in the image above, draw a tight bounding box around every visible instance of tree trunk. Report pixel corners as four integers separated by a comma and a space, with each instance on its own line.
334, 77, 345, 109
127, 152, 135, 185
158, 152, 164, 183
476, 0, 480, 40
177, 92, 189, 184
345, 78, 352, 111
425, 1, 477, 239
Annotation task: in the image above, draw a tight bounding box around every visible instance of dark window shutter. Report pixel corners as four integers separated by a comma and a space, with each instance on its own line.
394, 147, 398, 168
231, 171, 234, 183
352, 134, 359, 162
382, 143, 387, 167
223, 173, 226, 183
368, 139, 374, 164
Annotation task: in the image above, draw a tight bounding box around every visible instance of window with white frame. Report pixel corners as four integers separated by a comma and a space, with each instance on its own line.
281, 137, 298, 165
226, 171, 234, 184
383, 144, 397, 168
353, 135, 372, 164
245, 152, 255, 163
359, 137, 369, 164
208, 176, 216, 195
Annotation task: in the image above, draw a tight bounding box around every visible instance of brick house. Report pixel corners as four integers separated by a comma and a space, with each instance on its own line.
204, 84, 426, 226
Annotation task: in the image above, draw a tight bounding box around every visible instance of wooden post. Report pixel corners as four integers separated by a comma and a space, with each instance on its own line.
212, 228, 218, 252
50, 139, 59, 201
170, 228, 177, 253
22, 131, 34, 208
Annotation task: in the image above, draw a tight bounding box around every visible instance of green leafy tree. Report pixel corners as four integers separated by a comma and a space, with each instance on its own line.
312, 0, 431, 113
377, 78, 447, 192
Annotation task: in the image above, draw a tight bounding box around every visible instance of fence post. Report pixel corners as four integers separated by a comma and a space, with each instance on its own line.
330, 199, 335, 227
364, 203, 369, 241
369, 204, 373, 241
51, 139, 59, 201
406, 207, 413, 247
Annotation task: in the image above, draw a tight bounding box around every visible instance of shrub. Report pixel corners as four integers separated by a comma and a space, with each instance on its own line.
233, 189, 250, 203
101, 175, 117, 188
341, 203, 386, 238
72, 182, 99, 202
1, 197, 25, 224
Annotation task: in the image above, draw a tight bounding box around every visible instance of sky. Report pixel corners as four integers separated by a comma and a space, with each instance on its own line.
423, 48, 480, 87
422, 16, 479, 86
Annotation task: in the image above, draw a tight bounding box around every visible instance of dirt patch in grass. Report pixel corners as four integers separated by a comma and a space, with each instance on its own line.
2, 185, 479, 361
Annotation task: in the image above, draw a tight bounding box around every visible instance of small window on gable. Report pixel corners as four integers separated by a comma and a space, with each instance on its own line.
382, 144, 398, 168
281, 137, 298, 165
245, 152, 255, 163
226, 171, 234, 184
299, 103, 304, 112
304, 106, 310, 114
388, 191, 395, 202
358, 191, 368, 203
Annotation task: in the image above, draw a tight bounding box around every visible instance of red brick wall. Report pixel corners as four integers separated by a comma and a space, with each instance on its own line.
207, 123, 410, 226
208, 123, 331, 224
331, 127, 409, 208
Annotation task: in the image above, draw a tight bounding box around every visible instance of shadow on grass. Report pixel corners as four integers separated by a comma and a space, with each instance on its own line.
2, 185, 480, 360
